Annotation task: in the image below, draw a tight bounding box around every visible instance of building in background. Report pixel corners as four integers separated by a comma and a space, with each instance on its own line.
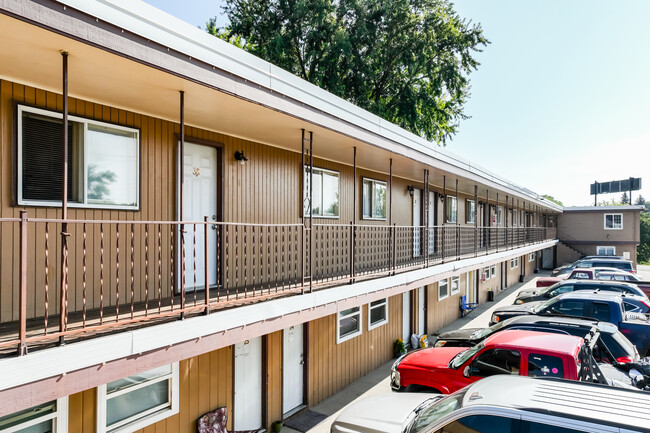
0, 1, 560, 432
557, 205, 644, 265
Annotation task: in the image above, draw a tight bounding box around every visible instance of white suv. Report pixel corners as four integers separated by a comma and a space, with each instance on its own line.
331, 375, 650, 433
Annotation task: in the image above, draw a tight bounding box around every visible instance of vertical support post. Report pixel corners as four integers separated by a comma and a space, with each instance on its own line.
424, 169, 429, 267
594, 181, 598, 206
204, 216, 210, 314
389, 159, 393, 271
179, 90, 186, 317
349, 221, 355, 282
392, 223, 397, 273
353, 147, 357, 225
308, 132, 313, 292
455, 179, 459, 259
59, 51, 69, 346
442, 176, 446, 262
301, 129, 305, 293
486, 190, 489, 254
496, 192, 499, 252
18, 210, 28, 355
474, 185, 478, 257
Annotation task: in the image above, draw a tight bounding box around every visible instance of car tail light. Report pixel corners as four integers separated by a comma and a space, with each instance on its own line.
616, 356, 634, 363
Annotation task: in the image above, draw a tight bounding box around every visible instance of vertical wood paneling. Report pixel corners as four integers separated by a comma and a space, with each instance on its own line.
307, 294, 401, 406
266, 331, 282, 425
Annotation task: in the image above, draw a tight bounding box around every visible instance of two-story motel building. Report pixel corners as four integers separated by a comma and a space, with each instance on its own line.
0, 1, 562, 432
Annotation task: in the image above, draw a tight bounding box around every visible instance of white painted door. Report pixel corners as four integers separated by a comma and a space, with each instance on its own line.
181, 142, 218, 291
234, 337, 262, 430
413, 189, 421, 257
283, 325, 304, 415
428, 191, 435, 254
402, 292, 410, 343
418, 287, 425, 335
466, 271, 475, 303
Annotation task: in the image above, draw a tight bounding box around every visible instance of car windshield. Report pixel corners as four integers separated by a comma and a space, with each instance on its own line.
531, 297, 559, 314
469, 321, 508, 340
537, 282, 562, 295
408, 390, 467, 433
449, 342, 485, 369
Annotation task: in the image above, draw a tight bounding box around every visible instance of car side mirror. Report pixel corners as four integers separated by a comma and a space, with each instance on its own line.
463, 365, 470, 378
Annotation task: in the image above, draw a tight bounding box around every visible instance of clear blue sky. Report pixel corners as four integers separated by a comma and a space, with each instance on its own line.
143, 0, 650, 206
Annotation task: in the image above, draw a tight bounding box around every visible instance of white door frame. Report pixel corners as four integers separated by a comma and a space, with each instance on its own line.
176, 141, 220, 293
234, 337, 263, 430
413, 189, 422, 257
402, 292, 410, 344
283, 325, 304, 417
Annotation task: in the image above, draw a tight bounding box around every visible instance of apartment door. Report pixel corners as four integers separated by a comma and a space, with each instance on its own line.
413, 189, 422, 257
466, 271, 476, 303
234, 337, 263, 430
180, 142, 219, 291
283, 325, 304, 416
428, 191, 435, 255
402, 292, 411, 343
418, 287, 426, 335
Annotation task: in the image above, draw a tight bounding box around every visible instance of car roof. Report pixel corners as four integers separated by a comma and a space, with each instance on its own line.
555, 291, 625, 302
462, 376, 650, 429
571, 266, 623, 273
484, 329, 583, 354
562, 279, 638, 288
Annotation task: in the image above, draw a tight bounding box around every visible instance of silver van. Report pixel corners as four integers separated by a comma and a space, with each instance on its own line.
330, 375, 650, 433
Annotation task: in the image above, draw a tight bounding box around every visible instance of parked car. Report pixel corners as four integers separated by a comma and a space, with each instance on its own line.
552, 258, 635, 276
597, 271, 650, 297
391, 330, 605, 394
433, 315, 639, 363
516, 279, 648, 304
331, 375, 650, 433
536, 266, 623, 287
490, 292, 650, 356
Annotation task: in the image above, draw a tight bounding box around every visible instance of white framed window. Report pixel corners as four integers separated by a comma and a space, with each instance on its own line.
368, 298, 388, 330
18, 105, 139, 210
304, 167, 340, 218
491, 265, 496, 278
510, 257, 519, 269
466, 199, 476, 224
604, 213, 623, 230
521, 210, 525, 226
0, 397, 68, 432
97, 363, 179, 433
496, 206, 503, 225
451, 276, 460, 295
484, 266, 490, 280
528, 252, 536, 262
438, 278, 449, 300
337, 307, 362, 343
362, 178, 387, 220
597, 246, 616, 256
446, 196, 457, 223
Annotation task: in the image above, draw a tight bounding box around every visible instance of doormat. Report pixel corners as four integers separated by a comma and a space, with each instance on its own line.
283, 410, 328, 432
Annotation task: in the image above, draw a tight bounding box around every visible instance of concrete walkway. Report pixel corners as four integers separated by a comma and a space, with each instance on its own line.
282, 271, 547, 433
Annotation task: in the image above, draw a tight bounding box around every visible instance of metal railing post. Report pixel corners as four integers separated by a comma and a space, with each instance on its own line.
349, 221, 355, 283
18, 211, 28, 355
392, 223, 397, 274
204, 217, 210, 314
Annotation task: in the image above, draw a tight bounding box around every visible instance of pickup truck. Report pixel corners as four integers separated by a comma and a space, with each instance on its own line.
433, 315, 639, 363
490, 292, 650, 356
391, 329, 606, 394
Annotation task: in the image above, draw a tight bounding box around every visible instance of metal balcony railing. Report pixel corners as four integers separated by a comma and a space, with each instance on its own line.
0, 212, 556, 356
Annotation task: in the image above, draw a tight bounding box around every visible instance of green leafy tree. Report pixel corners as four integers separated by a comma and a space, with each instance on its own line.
621, 192, 629, 204
635, 195, 646, 206
542, 194, 563, 206
639, 212, 650, 264
208, 0, 488, 145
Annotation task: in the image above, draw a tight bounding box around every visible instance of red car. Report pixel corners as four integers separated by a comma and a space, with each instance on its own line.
390, 330, 594, 394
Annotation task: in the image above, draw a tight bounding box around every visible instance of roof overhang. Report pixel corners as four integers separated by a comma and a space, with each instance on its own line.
0, 0, 562, 212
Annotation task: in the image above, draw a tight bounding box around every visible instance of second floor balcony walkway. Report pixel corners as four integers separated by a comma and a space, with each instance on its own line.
0, 212, 556, 357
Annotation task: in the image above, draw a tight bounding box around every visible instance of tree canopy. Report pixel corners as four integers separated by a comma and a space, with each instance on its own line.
207, 0, 488, 145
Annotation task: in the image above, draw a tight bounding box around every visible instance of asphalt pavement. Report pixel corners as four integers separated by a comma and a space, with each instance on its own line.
281, 271, 546, 433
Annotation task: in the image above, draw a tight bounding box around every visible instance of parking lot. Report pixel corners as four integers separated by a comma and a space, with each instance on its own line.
281, 264, 650, 433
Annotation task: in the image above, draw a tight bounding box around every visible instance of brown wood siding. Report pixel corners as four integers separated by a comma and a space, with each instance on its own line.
67, 346, 235, 433
307, 295, 401, 406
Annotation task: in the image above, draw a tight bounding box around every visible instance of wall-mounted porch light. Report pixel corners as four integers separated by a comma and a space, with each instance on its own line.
407, 185, 414, 197
234, 150, 248, 165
